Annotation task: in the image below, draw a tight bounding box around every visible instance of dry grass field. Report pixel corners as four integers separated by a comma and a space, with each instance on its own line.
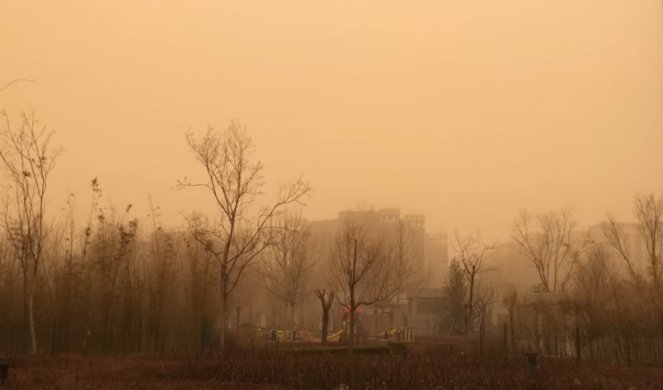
2, 347, 663, 389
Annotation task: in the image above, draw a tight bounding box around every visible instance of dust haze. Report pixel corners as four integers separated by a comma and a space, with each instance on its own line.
1, 0, 663, 388
3, 1, 662, 240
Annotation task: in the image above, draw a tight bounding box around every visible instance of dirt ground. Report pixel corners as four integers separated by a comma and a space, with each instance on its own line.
2, 352, 663, 389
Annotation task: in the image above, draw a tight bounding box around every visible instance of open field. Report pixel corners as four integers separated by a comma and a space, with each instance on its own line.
2, 348, 663, 389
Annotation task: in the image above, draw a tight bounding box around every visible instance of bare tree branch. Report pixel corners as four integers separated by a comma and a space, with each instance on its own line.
513, 208, 589, 293
179, 120, 310, 353
0, 78, 36, 94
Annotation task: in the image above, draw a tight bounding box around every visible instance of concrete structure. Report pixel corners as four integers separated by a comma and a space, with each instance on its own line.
425, 232, 448, 287
407, 287, 445, 335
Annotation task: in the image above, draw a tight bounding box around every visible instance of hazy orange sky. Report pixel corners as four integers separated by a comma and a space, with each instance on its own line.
2, 0, 662, 241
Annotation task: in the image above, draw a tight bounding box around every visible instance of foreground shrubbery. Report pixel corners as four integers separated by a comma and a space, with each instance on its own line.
3, 347, 663, 389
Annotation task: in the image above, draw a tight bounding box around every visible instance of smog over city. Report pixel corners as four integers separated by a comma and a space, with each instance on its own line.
1, 1, 662, 388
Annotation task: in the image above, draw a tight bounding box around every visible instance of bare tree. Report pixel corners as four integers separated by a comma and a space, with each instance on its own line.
0, 110, 60, 354
451, 231, 493, 335
571, 243, 617, 360
260, 211, 315, 329
178, 121, 310, 354
329, 218, 399, 348
513, 208, 589, 293
314, 288, 335, 344
475, 285, 496, 358
603, 194, 663, 285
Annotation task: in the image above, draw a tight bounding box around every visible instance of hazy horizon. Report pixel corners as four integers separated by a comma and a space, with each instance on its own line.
2, 0, 662, 242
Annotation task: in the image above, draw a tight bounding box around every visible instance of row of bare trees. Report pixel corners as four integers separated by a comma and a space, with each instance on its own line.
0, 114, 426, 355
0, 175, 220, 353
502, 197, 663, 365
437, 197, 663, 365
2, 108, 661, 364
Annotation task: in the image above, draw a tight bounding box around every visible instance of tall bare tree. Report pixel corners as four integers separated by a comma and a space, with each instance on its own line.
179, 121, 310, 354
0, 110, 60, 354
260, 211, 315, 329
603, 194, 663, 285
513, 208, 589, 293
451, 231, 493, 335
329, 218, 398, 347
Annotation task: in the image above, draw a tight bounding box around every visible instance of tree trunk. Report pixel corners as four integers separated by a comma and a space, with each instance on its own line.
349, 305, 356, 351
218, 258, 229, 356
321, 308, 329, 344
348, 239, 357, 352
22, 273, 29, 352
509, 309, 516, 353
503, 321, 508, 358
576, 321, 581, 363
479, 322, 484, 359
467, 275, 475, 334
236, 306, 241, 333
28, 288, 37, 354
219, 294, 227, 355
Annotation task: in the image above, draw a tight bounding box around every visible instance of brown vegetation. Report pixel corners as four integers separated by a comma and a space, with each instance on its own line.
2, 349, 663, 389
